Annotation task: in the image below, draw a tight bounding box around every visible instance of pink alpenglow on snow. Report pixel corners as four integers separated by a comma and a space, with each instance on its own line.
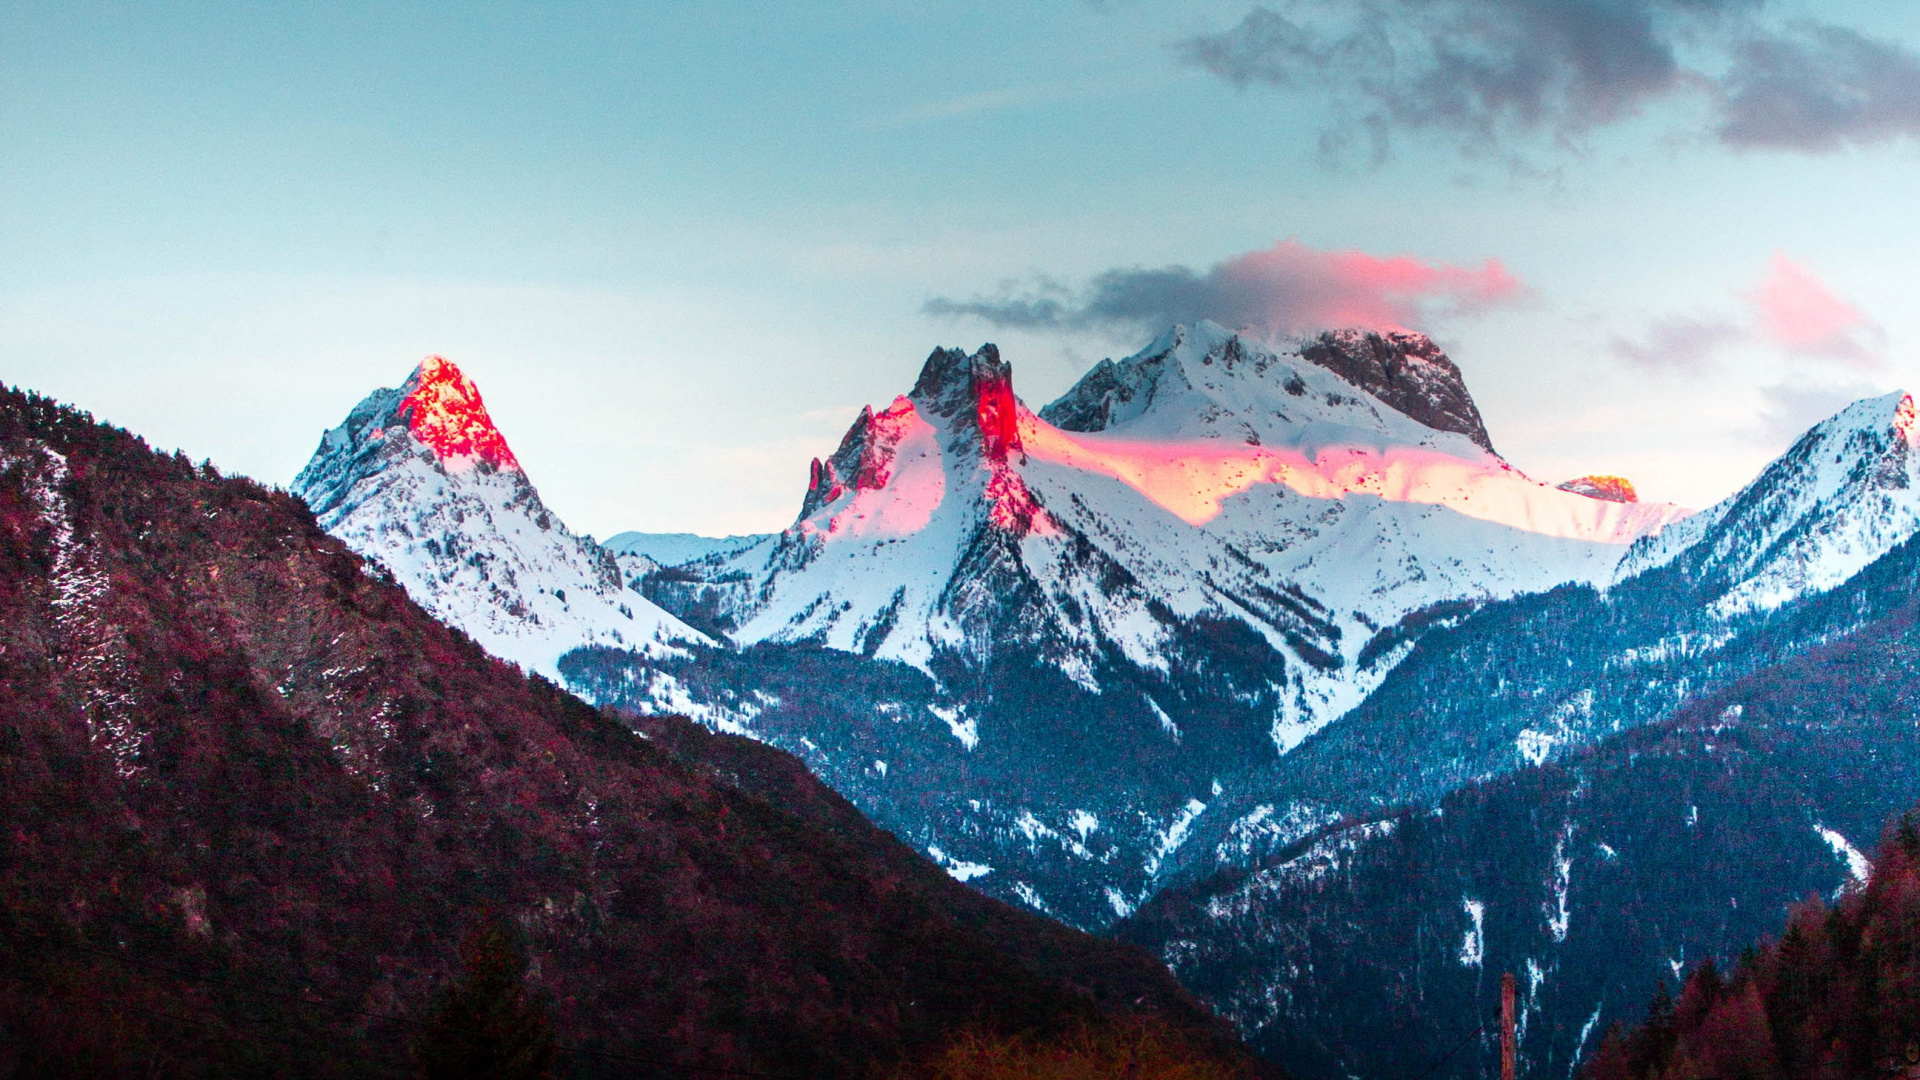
396, 355, 521, 470
1750, 254, 1885, 363
802, 398, 949, 540
1021, 418, 1676, 540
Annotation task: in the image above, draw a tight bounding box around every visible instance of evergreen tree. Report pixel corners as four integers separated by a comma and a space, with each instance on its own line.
413, 913, 556, 1080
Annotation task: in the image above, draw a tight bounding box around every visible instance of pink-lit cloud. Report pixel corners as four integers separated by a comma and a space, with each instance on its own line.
926, 239, 1526, 337
1610, 255, 1886, 376
1749, 254, 1885, 363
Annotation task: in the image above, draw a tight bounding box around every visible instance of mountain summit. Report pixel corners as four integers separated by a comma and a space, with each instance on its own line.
392, 354, 520, 470
1297, 328, 1494, 452
293, 356, 706, 678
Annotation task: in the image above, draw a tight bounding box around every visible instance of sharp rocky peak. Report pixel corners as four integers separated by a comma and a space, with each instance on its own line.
294, 356, 533, 529
907, 343, 1022, 461
1298, 328, 1495, 453
800, 397, 919, 520
395, 355, 520, 470
792, 342, 1041, 534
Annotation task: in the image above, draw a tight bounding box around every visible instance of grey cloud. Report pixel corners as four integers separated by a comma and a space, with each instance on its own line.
924, 241, 1525, 338
1182, 1, 1920, 157
1608, 316, 1744, 374
1716, 23, 1920, 151
923, 291, 1076, 331
925, 266, 1250, 335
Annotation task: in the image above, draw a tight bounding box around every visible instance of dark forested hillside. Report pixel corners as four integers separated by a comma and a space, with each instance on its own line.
1584, 814, 1920, 1080
1119, 570, 1920, 1080
0, 385, 1256, 1079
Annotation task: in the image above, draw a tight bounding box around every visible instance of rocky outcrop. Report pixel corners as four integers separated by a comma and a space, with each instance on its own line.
1558, 475, 1640, 503
910, 343, 1024, 461
1298, 329, 1495, 452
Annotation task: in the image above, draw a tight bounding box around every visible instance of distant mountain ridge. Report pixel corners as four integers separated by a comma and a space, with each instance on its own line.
1158, 387, 1920, 888
603, 530, 770, 567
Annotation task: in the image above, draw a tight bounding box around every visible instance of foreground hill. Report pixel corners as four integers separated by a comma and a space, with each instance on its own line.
0, 384, 1256, 1078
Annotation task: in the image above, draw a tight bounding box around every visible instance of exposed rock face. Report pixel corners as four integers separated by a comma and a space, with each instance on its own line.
910, 343, 1024, 461
1298, 329, 1495, 453
1559, 475, 1640, 503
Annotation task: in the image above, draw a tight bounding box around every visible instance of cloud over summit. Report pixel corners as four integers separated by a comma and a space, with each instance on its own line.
925, 240, 1525, 338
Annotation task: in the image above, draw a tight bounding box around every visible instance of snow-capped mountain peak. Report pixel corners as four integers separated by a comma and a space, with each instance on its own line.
393, 354, 520, 471
293, 357, 708, 679
664, 325, 1685, 723
1617, 390, 1920, 615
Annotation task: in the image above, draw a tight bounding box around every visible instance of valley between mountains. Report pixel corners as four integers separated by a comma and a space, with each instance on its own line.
12, 320, 1920, 1079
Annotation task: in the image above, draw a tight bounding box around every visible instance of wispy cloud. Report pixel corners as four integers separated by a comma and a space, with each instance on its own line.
893, 85, 1059, 125
1608, 316, 1745, 374
1748, 253, 1884, 364
1179, 1, 1920, 160
925, 239, 1524, 337
1609, 254, 1884, 376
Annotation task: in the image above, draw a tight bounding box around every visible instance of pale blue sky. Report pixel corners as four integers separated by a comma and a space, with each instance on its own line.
5, 1, 1920, 535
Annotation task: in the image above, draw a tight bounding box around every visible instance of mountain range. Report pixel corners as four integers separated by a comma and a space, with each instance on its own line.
284, 324, 1920, 1079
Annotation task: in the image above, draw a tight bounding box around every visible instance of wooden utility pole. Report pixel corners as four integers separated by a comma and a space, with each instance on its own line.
1501, 971, 1517, 1080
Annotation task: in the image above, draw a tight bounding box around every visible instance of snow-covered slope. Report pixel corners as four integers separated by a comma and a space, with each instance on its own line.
292, 356, 709, 678
1617, 391, 1920, 614
676, 322, 1685, 746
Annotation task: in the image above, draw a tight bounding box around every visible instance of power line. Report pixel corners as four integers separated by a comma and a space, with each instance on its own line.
1416, 1007, 1502, 1079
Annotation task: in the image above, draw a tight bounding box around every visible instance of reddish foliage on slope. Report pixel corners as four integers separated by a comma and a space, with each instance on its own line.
1585, 814, 1920, 1080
